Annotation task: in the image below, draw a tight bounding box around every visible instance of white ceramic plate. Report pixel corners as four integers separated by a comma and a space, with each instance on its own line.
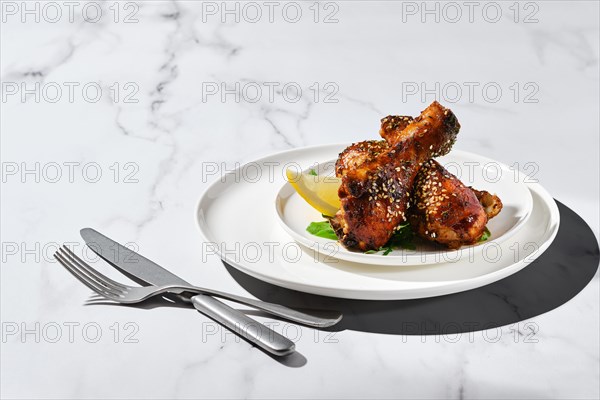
275, 151, 533, 266
196, 144, 559, 300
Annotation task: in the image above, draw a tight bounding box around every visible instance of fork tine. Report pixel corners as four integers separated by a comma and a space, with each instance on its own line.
57, 249, 123, 298
84, 297, 116, 305
54, 252, 121, 300
86, 294, 114, 303
59, 246, 127, 291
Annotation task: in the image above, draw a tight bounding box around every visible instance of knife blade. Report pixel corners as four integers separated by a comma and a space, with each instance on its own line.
80, 228, 189, 287
80, 228, 295, 356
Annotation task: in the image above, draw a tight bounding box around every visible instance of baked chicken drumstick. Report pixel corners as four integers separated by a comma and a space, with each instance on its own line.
379, 117, 503, 249
330, 101, 460, 251
408, 160, 502, 249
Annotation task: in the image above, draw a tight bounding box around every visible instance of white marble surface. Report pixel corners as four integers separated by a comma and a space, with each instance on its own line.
1, 1, 599, 398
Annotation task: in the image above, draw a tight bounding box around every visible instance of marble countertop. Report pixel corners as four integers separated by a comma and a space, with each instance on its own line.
1, 1, 598, 398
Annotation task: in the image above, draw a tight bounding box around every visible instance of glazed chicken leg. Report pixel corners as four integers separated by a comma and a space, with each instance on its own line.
379, 118, 503, 249
331, 101, 460, 251
408, 160, 502, 249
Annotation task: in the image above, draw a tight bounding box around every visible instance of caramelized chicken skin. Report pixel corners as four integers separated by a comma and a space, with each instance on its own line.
379, 115, 414, 143
472, 188, 503, 219
378, 111, 502, 249
408, 160, 502, 249
331, 101, 460, 251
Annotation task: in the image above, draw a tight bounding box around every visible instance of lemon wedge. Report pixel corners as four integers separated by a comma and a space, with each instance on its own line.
286, 168, 341, 217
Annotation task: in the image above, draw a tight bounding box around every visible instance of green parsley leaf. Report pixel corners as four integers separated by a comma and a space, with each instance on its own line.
306, 221, 338, 240
479, 227, 491, 242
308, 169, 318, 176
364, 223, 416, 255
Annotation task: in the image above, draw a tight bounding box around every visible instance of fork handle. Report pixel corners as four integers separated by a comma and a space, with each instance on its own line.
199, 288, 342, 328
191, 294, 295, 357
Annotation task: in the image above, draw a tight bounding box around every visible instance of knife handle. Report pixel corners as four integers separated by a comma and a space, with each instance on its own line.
191, 294, 295, 356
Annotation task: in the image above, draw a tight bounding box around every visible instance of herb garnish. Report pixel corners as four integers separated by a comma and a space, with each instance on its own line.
306, 220, 490, 253
306, 220, 416, 256
479, 227, 491, 242
308, 169, 318, 176
364, 223, 416, 255
306, 221, 338, 240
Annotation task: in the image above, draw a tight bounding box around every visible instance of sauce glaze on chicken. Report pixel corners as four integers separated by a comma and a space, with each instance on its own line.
330, 101, 460, 251
408, 160, 502, 249
331, 101, 502, 251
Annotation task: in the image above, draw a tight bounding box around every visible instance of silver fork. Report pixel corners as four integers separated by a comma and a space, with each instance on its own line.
54, 246, 342, 328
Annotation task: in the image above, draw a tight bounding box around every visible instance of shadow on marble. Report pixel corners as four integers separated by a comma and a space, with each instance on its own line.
225, 201, 600, 335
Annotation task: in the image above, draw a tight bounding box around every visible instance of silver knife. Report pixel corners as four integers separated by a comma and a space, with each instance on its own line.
80, 228, 295, 356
